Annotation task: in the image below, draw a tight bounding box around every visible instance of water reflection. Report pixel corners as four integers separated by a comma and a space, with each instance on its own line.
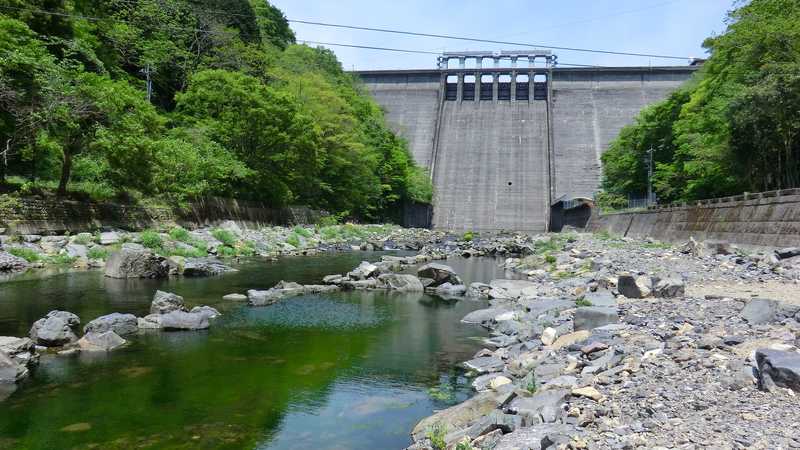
0, 253, 500, 450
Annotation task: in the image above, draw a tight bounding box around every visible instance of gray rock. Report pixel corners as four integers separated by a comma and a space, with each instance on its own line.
433, 282, 467, 297
741, 298, 779, 324
508, 388, 571, 425
493, 424, 580, 450
64, 244, 88, 259
776, 248, 800, 260
376, 273, 424, 292
39, 236, 67, 253
160, 310, 210, 331
347, 261, 379, 280
0, 351, 27, 384
29, 311, 80, 347
464, 356, 505, 374
21, 235, 41, 243
583, 291, 616, 307
653, 277, 685, 298
0, 251, 28, 273
83, 313, 138, 336
411, 390, 514, 443
755, 349, 800, 392
77, 331, 127, 352
137, 314, 163, 329
99, 231, 121, 245
104, 247, 167, 279
617, 273, 652, 298
489, 279, 538, 298
417, 263, 462, 287
248, 281, 305, 306
223, 293, 248, 301
190, 306, 221, 320
574, 307, 619, 331
151, 291, 186, 315
182, 258, 235, 277
461, 308, 512, 326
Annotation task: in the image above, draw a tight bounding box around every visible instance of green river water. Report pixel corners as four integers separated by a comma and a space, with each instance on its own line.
0, 253, 512, 450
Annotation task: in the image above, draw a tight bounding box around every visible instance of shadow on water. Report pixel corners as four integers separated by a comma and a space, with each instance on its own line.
0, 253, 507, 450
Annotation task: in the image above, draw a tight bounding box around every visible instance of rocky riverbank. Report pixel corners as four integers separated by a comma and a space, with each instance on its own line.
398, 233, 800, 450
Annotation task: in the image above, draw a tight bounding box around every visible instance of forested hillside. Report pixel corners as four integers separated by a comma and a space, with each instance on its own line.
600, 0, 800, 207
0, 0, 432, 220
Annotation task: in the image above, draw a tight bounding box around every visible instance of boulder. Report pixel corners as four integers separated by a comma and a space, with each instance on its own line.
99, 231, 121, 245
776, 247, 800, 260
189, 306, 221, 320
182, 258, 235, 277
64, 244, 88, 259
29, 311, 80, 347
582, 291, 616, 307
432, 282, 467, 297
653, 277, 685, 298
508, 388, 570, 425
39, 236, 67, 253
573, 307, 619, 331
464, 356, 505, 374
493, 424, 580, 450
678, 237, 703, 256
489, 279, 538, 298
376, 273, 424, 292
347, 261, 380, 280
84, 313, 138, 336
248, 281, 305, 306
0, 251, 28, 273
151, 291, 186, 315
137, 314, 163, 329
417, 263, 462, 287
755, 349, 800, 392
617, 273, 652, 298
411, 390, 514, 443
160, 311, 210, 331
77, 331, 127, 352
104, 248, 167, 279
741, 298, 779, 325
0, 351, 27, 384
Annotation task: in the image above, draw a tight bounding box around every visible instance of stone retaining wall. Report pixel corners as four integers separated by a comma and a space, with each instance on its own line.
0, 196, 324, 235
587, 189, 800, 248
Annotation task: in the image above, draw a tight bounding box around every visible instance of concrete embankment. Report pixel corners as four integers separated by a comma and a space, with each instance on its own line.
587, 189, 800, 248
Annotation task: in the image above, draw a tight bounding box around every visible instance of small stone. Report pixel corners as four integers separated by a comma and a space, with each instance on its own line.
541, 327, 558, 346
572, 386, 603, 401
550, 331, 591, 350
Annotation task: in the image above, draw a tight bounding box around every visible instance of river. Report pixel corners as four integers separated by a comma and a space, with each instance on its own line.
0, 252, 514, 450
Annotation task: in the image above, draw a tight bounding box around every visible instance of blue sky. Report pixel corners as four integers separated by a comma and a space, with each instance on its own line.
270, 0, 735, 70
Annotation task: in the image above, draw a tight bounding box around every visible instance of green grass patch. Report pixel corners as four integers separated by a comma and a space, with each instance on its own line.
72, 233, 93, 245
48, 254, 76, 265
211, 228, 238, 247
169, 226, 191, 242
217, 246, 237, 258
87, 247, 110, 260
575, 296, 593, 307
642, 241, 672, 250
286, 232, 301, 248
7, 247, 42, 262
462, 231, 475, 242
140, 230, 163, 250
292, 225, 313, 239
526, 374, 537, 393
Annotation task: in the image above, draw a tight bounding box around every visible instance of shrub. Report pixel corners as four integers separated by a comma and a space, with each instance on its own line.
169, 226, 191, 242
48, 254, 76, 265
87, 247, 110, 260
217, 246, 237, 257
211, 228, 237, 247
319, 226, 341, 241
544, 254, 557, 265
535, 237, 561, 254
286, 232, 301, 248
462, 231, 474, 242
426, 423, 447, 450
7, 247, 42, 262
140, 230, 163, 249
292, 225, 313, 238
455, 438, 475, 450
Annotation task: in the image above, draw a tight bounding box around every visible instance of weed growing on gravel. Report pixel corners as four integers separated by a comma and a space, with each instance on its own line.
426, 423, 447, 450
575, 296, 593, 307
211, 229, 237, 247
455, 438, 475, 450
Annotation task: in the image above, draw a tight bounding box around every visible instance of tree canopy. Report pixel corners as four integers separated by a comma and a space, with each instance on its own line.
0, 0, 430, 220
600, 0, 800, 206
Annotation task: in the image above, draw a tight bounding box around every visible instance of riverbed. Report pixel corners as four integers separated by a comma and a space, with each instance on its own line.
0, 253, 514, 449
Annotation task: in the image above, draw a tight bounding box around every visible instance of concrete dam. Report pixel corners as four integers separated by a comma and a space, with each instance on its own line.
357, 51, 697, 232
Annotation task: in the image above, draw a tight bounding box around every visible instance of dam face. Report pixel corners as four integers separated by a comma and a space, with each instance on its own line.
358, 57, 695, 232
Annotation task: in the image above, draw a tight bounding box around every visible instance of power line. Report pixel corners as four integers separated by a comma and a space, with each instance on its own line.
288, 19, 692, 61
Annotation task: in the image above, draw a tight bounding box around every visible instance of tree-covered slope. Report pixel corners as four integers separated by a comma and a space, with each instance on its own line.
0, 0, 431, 220
600, 0, 800, 206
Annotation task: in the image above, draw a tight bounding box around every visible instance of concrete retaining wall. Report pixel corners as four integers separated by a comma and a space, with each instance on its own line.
0, 197, 323, 235
587, 189, 800, 248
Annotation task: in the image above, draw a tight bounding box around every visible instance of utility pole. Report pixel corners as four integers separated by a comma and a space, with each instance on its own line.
646, 146, 655, 206
140, 64, 155, 102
